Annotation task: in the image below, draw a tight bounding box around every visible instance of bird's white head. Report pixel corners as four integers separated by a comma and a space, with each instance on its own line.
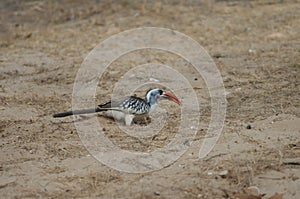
145, 88, 181, 112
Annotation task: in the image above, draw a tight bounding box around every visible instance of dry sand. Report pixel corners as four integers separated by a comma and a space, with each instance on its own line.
0, 1, 299, 198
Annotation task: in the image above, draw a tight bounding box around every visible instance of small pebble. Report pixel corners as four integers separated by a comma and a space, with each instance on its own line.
246, 124, 252, 129
218, 170, 229, 178
207, 170, 213, 175
154, 191, 160, 196
246, 186, 260, 196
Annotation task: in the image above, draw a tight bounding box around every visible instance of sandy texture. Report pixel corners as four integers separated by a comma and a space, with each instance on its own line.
0, 0, 299, 198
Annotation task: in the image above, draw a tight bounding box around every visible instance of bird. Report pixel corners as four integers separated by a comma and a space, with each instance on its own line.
53, 88, 181, 126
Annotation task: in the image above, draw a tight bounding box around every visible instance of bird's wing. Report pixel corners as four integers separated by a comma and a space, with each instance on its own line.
98, 96, 130, 109
97, 96, 148, 114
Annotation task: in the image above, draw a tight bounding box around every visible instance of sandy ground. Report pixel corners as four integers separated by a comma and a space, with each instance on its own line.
0, 0, 299, 198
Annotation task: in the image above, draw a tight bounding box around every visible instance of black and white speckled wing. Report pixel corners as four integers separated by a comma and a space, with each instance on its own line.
97, 96, 150, 115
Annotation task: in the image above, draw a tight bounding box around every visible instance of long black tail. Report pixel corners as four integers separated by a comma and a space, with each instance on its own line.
53, 108, 102, 118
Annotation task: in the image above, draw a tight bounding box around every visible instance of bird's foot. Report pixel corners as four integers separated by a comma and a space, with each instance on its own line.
133, 115, 151, 126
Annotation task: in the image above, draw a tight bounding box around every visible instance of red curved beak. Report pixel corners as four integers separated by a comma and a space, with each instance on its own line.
162, 92, 181, 106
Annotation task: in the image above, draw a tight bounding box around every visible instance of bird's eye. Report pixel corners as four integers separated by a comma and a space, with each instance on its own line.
159, 90, 163, 95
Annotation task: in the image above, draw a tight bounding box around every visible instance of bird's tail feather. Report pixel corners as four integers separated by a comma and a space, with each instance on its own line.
53, 108, 102, 118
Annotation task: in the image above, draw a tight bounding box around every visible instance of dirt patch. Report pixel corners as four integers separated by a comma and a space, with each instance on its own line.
0, 0, 299, 198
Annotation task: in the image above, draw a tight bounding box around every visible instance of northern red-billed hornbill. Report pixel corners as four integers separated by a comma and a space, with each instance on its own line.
53, 88, 181, 125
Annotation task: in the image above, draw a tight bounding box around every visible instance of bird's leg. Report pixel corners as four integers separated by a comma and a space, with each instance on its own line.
132, 114, 150, 125
125, 114, 135, 126
143, 115, 151, 125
